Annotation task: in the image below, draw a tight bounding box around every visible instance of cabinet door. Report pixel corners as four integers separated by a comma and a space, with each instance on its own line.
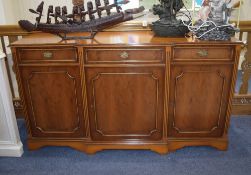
20, 66, 86, 138
85, 67, 165, 141
168, 64, 233, 137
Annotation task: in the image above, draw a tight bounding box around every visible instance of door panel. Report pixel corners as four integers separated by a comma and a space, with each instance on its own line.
20, 66, 86, 138
168, 64, 233, 137
85, 67, 165, 141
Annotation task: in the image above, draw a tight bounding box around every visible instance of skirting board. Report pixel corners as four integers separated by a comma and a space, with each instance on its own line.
0, 141, 23, 157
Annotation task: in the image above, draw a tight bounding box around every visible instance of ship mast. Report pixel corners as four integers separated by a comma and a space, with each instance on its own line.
72, 0, 85, 22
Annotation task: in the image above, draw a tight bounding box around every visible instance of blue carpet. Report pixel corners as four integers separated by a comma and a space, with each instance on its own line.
0, 116, 251, 175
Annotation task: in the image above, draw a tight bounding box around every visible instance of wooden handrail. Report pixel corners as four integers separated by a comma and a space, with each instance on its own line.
0, 25, 39, 36
237, 21, 251, 32
0, 20, 251, 35
0, 22, 150, 34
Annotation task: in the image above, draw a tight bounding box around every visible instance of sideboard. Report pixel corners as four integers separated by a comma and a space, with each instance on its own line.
10, 31, 242, 154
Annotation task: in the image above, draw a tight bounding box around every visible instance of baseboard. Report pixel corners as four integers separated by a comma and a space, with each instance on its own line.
232, 94, 251, 115
0, 141, 23, 157
13, 98, 24, 117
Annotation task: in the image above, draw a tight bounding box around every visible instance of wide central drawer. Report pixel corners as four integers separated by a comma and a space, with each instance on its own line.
85, 47, 164, 64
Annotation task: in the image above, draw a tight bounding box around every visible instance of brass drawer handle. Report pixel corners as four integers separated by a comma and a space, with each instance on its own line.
197, 50, 208, 57
120, 51, 129, 59
43, 51, 53, 59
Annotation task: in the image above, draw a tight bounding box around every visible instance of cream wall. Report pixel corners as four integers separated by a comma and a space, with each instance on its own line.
2, 0, 251, 24
18, 0, 73, 23
0, 0, 250, 24
0, 0, 4, 51
240, 0, 251, 20
0, 0, 19, 24
0, 0, 139, 24
0, 0, 6, 24
229, 0, 251, 21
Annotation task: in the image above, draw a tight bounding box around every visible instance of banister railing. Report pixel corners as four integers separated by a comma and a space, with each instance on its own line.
0, 22, 251, 116
0, 25, 38, 116
232, 21, 251, 115
0, 25, 35, 36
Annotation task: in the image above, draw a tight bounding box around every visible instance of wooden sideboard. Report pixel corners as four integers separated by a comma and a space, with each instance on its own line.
10, 31, 242, 154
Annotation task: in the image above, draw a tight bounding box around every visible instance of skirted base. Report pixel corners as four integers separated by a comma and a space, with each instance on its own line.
27, 138, 228, 155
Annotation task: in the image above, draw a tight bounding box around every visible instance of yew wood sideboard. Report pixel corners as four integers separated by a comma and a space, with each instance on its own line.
10, 31, 242, 154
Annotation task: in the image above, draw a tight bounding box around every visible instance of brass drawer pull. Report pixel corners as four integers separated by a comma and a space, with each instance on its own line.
197, 50, 208, 57
120, 51, 129, 59
43, 51, 53, 59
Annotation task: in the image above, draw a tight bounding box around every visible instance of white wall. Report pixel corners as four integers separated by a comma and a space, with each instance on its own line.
230, 0, 251, 22
0, 0, 249, 25
1, 0, 141, 24
240, 0, 251, 20
0, 0, 19, 24
18, 0, 73, 24
0, 0, 6, 24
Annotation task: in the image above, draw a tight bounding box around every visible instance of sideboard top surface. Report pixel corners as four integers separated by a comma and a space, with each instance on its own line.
10, 31, 242, 47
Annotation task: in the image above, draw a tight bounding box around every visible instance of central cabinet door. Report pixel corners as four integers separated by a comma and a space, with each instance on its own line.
85, 67, 165, 141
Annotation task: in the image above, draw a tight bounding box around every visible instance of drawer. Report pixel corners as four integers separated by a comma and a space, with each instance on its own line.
18, 48, 78, 62
173, 47, 233, 61
85, 47, 164, 63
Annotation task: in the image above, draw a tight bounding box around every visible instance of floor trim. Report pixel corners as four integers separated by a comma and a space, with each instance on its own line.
0, 141, 23, 157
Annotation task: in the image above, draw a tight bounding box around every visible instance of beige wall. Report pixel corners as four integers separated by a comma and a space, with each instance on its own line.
0, 0, 248, 24
0, 0, 127, 24
0, 0, 250, 25
18, 0, 73, 23
240, 0, 251, 20
0, 0, 6, 24
230, 0, 251, 21
0, 0, 19, 24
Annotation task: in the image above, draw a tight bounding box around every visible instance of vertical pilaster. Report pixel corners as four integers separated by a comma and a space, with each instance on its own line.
0, 50, 23, 157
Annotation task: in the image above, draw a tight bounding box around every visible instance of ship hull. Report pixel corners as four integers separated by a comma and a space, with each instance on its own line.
20, 12, 132, 34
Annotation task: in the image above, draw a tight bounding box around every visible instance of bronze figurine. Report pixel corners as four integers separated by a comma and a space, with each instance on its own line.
152, 0, 189, 37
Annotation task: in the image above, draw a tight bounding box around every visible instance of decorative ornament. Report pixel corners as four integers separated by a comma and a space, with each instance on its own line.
18, 0, 145, 40
184, 0, 240, 41
152, 0, 190, 37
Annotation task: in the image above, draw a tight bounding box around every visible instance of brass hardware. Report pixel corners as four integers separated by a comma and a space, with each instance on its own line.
197, 50, 208, 57
43, 51, 53, 58
120, 51, 129, 59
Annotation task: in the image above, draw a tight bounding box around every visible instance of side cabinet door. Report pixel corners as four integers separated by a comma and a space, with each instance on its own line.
85, 67, 165, 141
168, 64, 233, 137
20, 66, 86, 138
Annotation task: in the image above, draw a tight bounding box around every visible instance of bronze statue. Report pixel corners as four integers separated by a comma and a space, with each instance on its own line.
152, 0, 189, 37
19, 0, 145, 40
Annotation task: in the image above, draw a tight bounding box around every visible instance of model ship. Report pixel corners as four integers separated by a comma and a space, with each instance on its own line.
19, 0, 145, 40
